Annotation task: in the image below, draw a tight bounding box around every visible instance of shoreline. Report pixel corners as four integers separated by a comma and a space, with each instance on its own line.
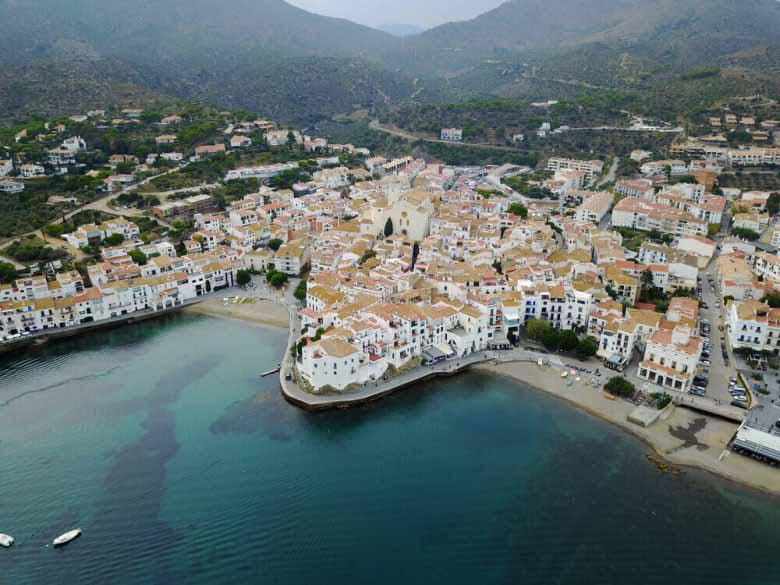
0, 298, 207, 354
184, 296, 289, 329
209, 292, 780, 498
475, 362, 780, 498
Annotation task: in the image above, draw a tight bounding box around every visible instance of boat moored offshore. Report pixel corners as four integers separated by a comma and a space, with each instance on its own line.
53, 529, 81, 547
0, 534, 14, 547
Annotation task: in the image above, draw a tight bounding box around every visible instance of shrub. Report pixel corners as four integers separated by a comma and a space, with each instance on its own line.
604, 376, 635, 398
294, 280, 307, 301
236, 269, 252, 287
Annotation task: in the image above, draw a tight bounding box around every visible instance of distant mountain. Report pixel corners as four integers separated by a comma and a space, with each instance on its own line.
4, 0, 780, 124
399, 0, 780, 75
0, 0, 407, 123
378, 24, 425, 37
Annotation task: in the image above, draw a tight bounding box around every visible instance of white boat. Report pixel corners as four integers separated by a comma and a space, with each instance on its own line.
53, 529, 81, 547
0, 534, 14, 547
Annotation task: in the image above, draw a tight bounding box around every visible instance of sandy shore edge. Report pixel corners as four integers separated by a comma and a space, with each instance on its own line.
476, 362, 780, 498
184, 296, 289, 329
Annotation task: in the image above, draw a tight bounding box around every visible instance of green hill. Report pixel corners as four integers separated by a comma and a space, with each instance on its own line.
4, 0, 780, 124
0, 0, 408, 124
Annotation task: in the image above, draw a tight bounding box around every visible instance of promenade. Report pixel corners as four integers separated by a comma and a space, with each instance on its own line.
280, 335, 747, 422
281, 349, 500, 410
0, 288, 234, 353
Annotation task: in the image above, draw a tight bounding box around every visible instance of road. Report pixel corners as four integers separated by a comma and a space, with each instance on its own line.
369, 120, 531, 153
0, 163, 194, 266
596, 157, 619, 188
695, 236, 743, 408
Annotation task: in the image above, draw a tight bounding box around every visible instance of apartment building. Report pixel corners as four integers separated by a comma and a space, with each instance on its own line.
638, 326, 703, 391
546, 157, 604, 182
612, 197, 707, 237
574, 191, 613, 224
728, 300, 780, 351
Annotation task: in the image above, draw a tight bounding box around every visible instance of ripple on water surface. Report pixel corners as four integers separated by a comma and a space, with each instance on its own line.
0, 314, 779, 585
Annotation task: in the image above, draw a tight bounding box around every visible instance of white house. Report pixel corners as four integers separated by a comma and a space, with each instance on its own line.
0, 179, 24, 193
0, 160, 13, 177
274, 240, 310, 276
727, 300, 780, 351
299, 336, 385, 391
440, 128, 463, 142
19, 164, 45, 178
574, 192, 613, 224
638, 326, 703, 391
230, 135, 252, 148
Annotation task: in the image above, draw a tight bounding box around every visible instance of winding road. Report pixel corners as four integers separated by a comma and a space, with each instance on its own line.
0, 163, 195, 267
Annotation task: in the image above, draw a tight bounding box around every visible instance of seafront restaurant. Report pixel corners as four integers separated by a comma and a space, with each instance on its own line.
422, 343, 455, 365
733, 404, 780, 464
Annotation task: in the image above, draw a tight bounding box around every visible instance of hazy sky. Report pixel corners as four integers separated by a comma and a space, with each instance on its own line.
287, 0, 506, 29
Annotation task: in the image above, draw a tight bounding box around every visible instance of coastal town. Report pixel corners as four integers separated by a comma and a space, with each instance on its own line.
1, 101, 780, 492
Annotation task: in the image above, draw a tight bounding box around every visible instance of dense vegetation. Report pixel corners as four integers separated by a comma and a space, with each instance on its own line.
4, 0, 780, 127
7, 237, 67, 263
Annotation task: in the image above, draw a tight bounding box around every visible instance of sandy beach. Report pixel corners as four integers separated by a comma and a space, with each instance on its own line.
477, 362, 780, 497
185, 295, 289, 329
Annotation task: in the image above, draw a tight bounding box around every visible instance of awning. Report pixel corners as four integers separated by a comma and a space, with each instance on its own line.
436, 343, 456, 357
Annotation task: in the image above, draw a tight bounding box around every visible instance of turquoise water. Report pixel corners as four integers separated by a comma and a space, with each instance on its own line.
0, 313, 778, 584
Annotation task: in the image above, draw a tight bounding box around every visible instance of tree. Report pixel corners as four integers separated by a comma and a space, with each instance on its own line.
768, 192, 780, 217
44, 224, 65, 238
384, 218, 394, 237
129, 249, 148, 266
236, 269, 252, 287
558, 329, 579, 353
507, 202, 528, 219
0, 261, 17, 284
359, 250, 377, 265
731, 227, 760, 241
104, 233, 125, 247
576, 337, 599, 358
640, 269, 654, 291
269, 272, 288, 288
295, 338, 308, 359
268, 238, 284, 252
762, 292, 780, 308
707, 224, 721, 238
294, 279, 307, 301
526, 317, 552, 341
542, 328, 560, 351
604, 376, 636, 398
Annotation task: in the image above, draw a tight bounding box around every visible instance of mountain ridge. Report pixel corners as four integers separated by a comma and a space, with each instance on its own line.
3, 0, 780, 123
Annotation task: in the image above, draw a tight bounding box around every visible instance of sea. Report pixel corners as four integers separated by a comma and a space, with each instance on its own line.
0, 313, 778, 585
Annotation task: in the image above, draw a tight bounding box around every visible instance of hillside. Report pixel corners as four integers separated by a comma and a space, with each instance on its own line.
0, 0, 408, 124
4, 0, 780, 124
400, 0, 780, 74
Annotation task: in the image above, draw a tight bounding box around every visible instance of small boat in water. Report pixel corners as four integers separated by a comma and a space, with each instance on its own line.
0, 534, 14, 547
53, 529, 81, 547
